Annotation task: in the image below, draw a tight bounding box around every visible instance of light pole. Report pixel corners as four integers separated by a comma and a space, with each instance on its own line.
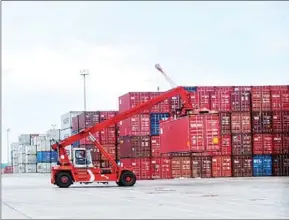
80, 69, 89, 112
7, 128, 10, 165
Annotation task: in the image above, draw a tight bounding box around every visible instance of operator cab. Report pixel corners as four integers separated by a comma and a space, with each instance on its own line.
73, 148, 93, 168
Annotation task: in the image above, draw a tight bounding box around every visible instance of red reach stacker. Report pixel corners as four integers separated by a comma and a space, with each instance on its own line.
50, 86, 195, 188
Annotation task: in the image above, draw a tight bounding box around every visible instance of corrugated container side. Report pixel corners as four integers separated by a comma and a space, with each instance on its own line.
270, 85, 289, 91
150, 113, 170, 136
283, 111, 289, 132
61, 111, 83, 130
272, 154, 289, 176
100, 144, 117, 160
151, 156, 172, 179
99, 111, 118, 123
231, 91, 251, 112
78, 111, 100, 130
36, 151, 58, 163
283, 133, 289, 154
271, 90, 289, 111
25, 164, 37, 173
253, 134, 273, 155
119, 92, 150, 114
251, 91, 271, 111
212, 156, 232, 177
231, 112, 251, 133
149, 92, 170, 113
210, 91, 232, 112
37, 163, 52, 173
220, 135, 232, 156
191, 156, 212, 178
232, 156, 253, 177
253, 155, 272, 176
252, 112, 272, 133
196, 86, 215, 92
119, 114, 150, 136
272, 133, 283, 154
151, 136, 161, 157
272, 111, 282, 132
197, 91, 211, 109
120, 158, 152, 180
232, 134, 252, 156
171, 156, 191, 178
233, 86, 252, 92
119, 136, 151, 158
219, 112, 231, 134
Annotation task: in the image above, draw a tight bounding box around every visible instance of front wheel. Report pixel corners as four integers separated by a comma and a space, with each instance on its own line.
117, 171, 136, 187
55, 172, 73, 188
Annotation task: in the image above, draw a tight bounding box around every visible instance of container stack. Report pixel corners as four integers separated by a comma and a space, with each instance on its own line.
11, 142, 19, 173
60, 111, 83, 140
71, 111, 118, 168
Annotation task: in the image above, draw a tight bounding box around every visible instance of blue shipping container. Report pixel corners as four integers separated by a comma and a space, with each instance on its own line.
253, 155, 272, 176
36, 151, 58, 163
184, 86, 197, 92
150, 113, 170, 136
71, 130, 80, 147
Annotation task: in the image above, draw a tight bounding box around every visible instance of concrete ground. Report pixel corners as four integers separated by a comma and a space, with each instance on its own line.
1, 174, 289, 219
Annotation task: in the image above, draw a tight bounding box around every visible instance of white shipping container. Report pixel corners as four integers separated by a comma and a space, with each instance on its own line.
25, 154, 37, 164
11, 142, 19, 151
12, 151, 18, 158
18, 164, 25, 173
13, 166, 19, 173
60, 128, 72, 140
19, 145, 26, 154
46, 129, 61, 141
36, 140, 52, 151
17, 153, 25, 164
25, 145, 37, 155
37, 163, 52, 173
18, 134, 31, 145
25, 164, 37, 173
31, 134, 46, 146
61, 111, 82, 130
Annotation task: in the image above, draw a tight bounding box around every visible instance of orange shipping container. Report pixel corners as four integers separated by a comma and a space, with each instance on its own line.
212, 156, 232, 177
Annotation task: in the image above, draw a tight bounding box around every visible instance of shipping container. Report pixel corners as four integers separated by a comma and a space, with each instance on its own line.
120, 158, 152, 180
270, 85, 289, 91
119, 136, 151, 158
231, 91, 251, 112
219, 112, 231, 134
233, 86, 252, 92
77, 111, 100, 130
197, 86, 215, 92
272, 154, 289, 176
283, 111, 289, 132
25, 164, 37, 173
253, 134, 273, 155
232, 134, 252, 156
197, 91, 211, 109
60, 128, 72, 140
220, 135, 232, 156
3, 166, 13, 174
232, 156, 253, 177
149, 92, 170, 113
99, 111, 118, 122
171, 156, 191, 178
284, 133, 289, 154
37, 162, 52, 173
191, 156, 212, 178
151, 157, 172, 179
61, 111, 83, 130
170, 95, 181, 112
150, 113, 170, 136
231, 112, 251, 133
252, 112, 272, 133
10, 142, 20, 152
119, 114, 150, 136
151, 136, 161, 157
24, 155, 37, 164
253, 155, 272, 176
46, 129, 61, 141
251, 91, 271, 112
272, 111, 282, 133
212, 156, 232, 177
18, 134, 32, 145
36, 151, 58, 163
80, 145, 102, 161
36, 139, 52, 152
160, 114, 221, 153
271, 90, 289, 111
119, 92, 151, 114
100, 127, 117, 144
272, 133, 283, 155
211, 91, 232, 112
25, 145, 37, 155
100, 144, 117, 160
215, 86, 234, 92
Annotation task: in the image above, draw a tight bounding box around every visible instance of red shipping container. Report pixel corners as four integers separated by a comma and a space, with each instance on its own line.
253, 134, 273, 155
284, 133, 289, 154
210, 91, 232, 112
120, 158, 152, 180
212, 156, 232, 177
78, 111, 100, 130
232, 156, 253, 177
99, 111, 118, 124
119, 136, 151, 158
79, 132, 100, 145
231, 112, 251, 134
82, 145, 101, 161
100, 127, 117, 144
272, 111, 282, 132
72, 115, 80, 131
100, 144, 117, 160
251, 91, 271, 111
149, 92, 170, 113
197, 91, 211, 109
220, 135, 232, 156
272, 155, 289, 176
233, 86, 252, 92
119, 92, 150, 114
232, 134, 252, 156
151, 157, 172, 179
272, 134, 283, 155
119, 114, 150, 136
160, 114, 221, 153
191, 156, 212, 178
197, 86, 215, 92
271, 90, 289, 111
231, 92, 251, 112
171, 156, 191, 178
170, 95, 181, 112
151, 136, 160, 157
270, 85, 289, 91
283, 111, 289, 132
215, 86, 234, 92
252, 112, 272, 133
252, 86, 271, 92
219, 112, 231, 134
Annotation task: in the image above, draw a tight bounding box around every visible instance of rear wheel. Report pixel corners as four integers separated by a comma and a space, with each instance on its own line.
118, 171, 136, 187
55, 172, 73, 188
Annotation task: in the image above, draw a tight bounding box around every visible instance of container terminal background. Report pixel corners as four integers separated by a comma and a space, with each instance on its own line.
2, 1, 289, 219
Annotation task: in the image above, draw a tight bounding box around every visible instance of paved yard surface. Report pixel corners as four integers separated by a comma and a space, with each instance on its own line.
2, 174, 289, 219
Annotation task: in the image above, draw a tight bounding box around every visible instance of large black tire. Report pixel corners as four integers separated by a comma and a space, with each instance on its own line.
55, 172, 73, 188
118, 171, 136, 187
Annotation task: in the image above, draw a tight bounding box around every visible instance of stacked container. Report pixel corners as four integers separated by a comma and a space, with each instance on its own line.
71, 111, 118, 168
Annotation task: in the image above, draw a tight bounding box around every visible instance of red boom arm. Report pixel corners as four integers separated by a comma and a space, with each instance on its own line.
52, 86, 193, 163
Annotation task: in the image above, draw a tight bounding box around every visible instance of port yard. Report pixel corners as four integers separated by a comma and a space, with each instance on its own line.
2, 174, 289, 219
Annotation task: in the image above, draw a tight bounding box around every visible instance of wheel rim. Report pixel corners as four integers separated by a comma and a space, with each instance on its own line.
61, 176, 68, 183
125, 176, 132, 183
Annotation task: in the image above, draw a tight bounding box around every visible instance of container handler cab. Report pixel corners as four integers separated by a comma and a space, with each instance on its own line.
51, 84, 197, 187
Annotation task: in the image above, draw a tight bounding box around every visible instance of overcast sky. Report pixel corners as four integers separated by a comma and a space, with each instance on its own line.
2, 1, 289, 163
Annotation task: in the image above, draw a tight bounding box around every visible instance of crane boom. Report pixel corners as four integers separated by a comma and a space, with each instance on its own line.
155, 64, 177, 88
52, 86, 192, 151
